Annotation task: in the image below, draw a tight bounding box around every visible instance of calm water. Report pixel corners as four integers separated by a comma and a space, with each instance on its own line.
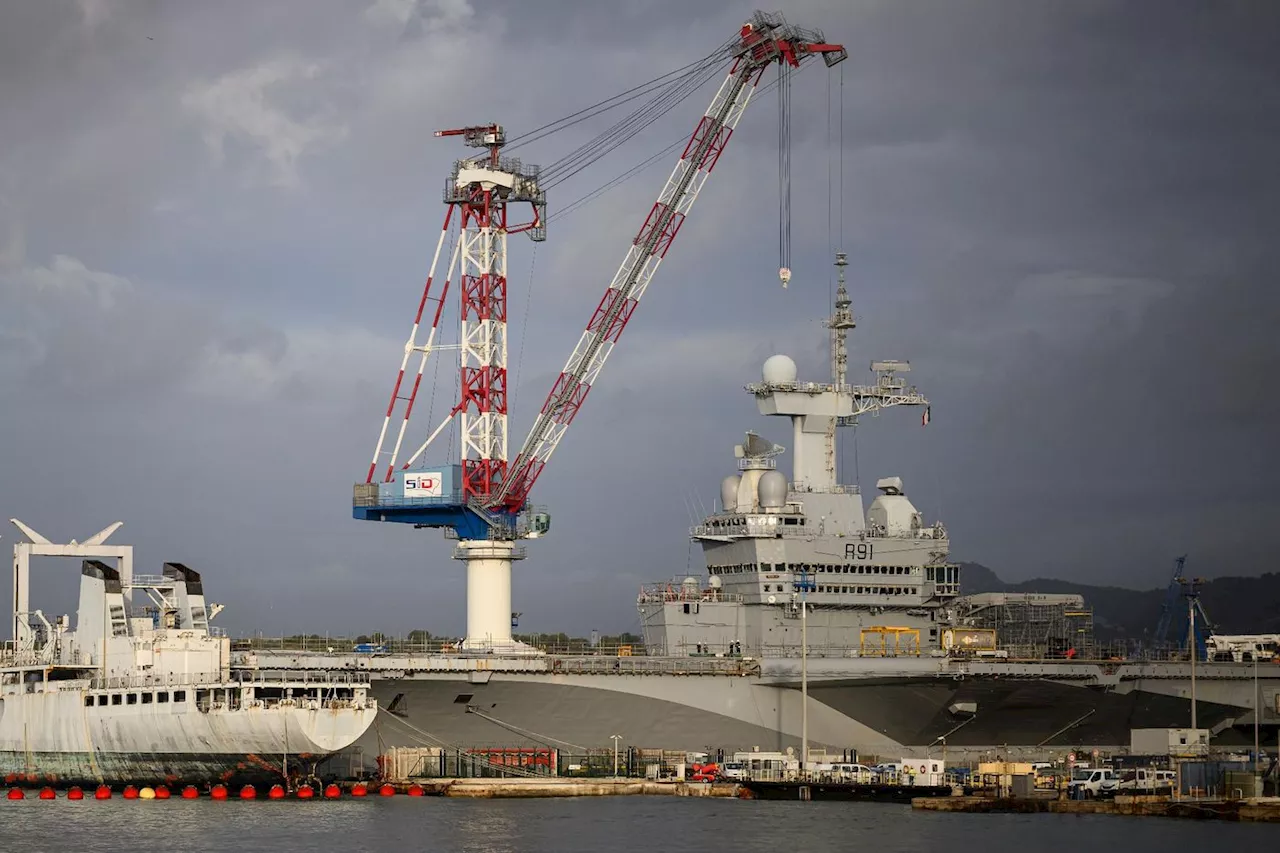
0, 797, 1272, 852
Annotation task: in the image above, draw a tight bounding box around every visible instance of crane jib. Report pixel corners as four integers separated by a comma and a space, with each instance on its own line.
490, 15, 846, 514
492, 71, 757, 511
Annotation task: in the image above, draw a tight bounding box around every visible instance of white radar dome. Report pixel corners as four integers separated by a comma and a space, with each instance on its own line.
758, 469, 787, 509
708, 575, 722, 589
720, 474, 742, 513
762, 354, 798, 385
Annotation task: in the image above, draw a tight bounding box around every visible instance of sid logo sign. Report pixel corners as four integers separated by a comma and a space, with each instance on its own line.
403, 472, 443, 498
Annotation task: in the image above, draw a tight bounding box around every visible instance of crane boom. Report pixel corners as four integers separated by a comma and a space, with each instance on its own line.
491, 11, 846, 514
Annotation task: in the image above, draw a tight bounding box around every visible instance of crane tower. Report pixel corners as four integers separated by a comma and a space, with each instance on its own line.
355, 12, 847, 652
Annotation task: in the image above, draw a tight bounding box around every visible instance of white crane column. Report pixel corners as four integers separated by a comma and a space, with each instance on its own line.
455, 540, 526, 651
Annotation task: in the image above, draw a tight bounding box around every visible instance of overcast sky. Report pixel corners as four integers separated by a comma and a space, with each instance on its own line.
2, 0, 1276, 638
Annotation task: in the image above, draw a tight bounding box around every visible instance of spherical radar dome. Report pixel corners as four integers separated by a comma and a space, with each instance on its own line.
762, 354, 797, 385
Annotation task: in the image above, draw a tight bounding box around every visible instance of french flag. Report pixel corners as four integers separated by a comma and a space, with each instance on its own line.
922, 406, 931, 427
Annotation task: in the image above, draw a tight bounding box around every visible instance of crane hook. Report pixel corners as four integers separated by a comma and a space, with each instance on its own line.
779, 267, 791, 289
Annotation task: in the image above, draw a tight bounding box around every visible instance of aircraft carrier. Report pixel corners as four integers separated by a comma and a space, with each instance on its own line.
239, 253, 1280, 762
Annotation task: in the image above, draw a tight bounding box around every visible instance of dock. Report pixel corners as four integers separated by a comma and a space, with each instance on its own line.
740, 780, 957, 803
913, 795, 1280, 822
371, 778, 741, 798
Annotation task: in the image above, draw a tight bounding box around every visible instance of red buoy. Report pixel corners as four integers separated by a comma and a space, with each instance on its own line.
38, 787, 56, 800
350, 782, 368, 797
94, 786, 112, 800
296, 784, 314, 799
407, 784, 424, 797
181, 786, 199, 799
67, 787, 84, 801
122, 785, 139, 800
6, 788, 23, 800
154, 786, 171, 799
240, 785, 256, 800
379, 783, 395, 797
210, 784, 228, 801
268, 784, 286, 800
323, 784, 341, 799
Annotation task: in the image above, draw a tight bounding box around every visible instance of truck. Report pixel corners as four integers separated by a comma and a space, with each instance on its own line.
1118, 767, 1176, 793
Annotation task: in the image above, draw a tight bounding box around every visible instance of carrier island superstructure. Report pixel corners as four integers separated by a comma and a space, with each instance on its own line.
240, 252, 1280, 761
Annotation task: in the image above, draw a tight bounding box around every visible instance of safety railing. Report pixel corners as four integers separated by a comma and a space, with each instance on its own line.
636, 584, 744, 605
231, 636, 650, 658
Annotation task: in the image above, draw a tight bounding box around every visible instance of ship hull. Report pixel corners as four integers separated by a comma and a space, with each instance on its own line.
0, 684, 376, 786
0, 750, 338, 787
361, 664, 1276, 759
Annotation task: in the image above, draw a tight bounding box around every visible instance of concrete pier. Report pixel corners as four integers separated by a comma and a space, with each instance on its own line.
371, 778, 741, 798
913, 795, 1280, 822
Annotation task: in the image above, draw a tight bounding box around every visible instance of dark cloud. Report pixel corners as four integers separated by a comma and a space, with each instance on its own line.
1, 0, 1276, 636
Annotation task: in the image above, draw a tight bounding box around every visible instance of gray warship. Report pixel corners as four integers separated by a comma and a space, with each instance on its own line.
242, 252, 1280, 761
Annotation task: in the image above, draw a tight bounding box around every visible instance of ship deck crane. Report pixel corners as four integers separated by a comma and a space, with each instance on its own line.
354, 11, 847, 651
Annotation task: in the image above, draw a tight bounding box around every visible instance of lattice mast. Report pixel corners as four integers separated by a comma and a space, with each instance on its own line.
364, 124, 545, 499
824, 251, 855, 483
492, 12, 847, 515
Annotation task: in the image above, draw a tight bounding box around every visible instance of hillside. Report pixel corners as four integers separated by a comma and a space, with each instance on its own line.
957, 562, 1280, 639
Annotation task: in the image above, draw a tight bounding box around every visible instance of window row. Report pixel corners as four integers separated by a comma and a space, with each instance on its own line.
85, 689, 188, 707
711, 563, 923, 576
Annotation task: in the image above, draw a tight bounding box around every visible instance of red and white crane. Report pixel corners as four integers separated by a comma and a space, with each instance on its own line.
354, 11, 846, 651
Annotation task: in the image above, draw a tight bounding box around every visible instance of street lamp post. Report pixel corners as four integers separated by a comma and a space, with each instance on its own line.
1255, 652, 1262, 792
610, 734, 622, 779
794, 568, 814, 777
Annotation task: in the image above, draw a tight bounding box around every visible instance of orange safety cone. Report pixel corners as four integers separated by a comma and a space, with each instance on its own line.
38, 787, 56, 800
379, 783, 395, 797
6, 788, 23, 800
323, 784, 341, 799
406, 784, 424, 797
350, 782, 368, 797
210, 784, 228, 801
94, 786, 112, 800
67, 787, 84, 801
181, 786, 199, 799
155, 786, 171, 800
268, 784, 286, 800
123, 785, 139, 800
240, 785, 257, 800
296, 784, 314, 799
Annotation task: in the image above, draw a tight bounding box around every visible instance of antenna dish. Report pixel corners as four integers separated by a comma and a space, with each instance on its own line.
740, 431, 783, 459
767, 594, 777, 604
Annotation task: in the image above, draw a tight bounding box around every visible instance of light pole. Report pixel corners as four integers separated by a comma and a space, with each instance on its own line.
1255, 651, 1261, 791
610, 734, 622, 779
1179, 576, 1203, 732
795, 568, 814, 777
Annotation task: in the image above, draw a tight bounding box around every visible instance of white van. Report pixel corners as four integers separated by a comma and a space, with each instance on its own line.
1069, 767, 1118, 798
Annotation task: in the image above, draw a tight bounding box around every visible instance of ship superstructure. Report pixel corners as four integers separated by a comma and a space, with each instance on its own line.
642, 252, 957, 658
0, 520, 376, 786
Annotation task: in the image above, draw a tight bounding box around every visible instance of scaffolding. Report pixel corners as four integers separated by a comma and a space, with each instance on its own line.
955, 592, 1095, 659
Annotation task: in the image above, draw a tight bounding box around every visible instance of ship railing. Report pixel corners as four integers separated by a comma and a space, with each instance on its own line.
84, 669, 369, 691
636, 584, 744, 604
230, 669, 368, 686
546, 655, 760, 676
230, 635, 651, 658
690, 521, 816, 539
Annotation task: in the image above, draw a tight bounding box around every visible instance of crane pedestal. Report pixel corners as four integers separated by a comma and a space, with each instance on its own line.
453, 539, 535, 653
